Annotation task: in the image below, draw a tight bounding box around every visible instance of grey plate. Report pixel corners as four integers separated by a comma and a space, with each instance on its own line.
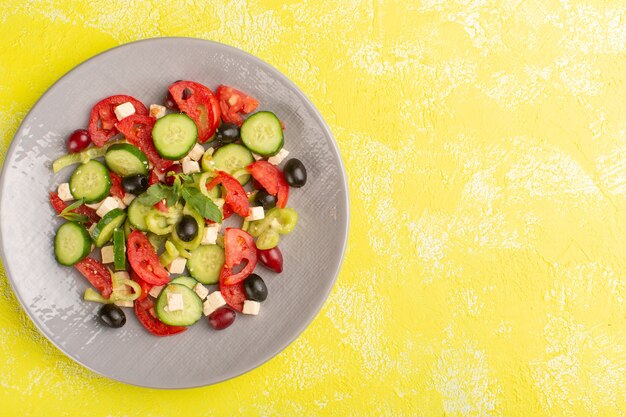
0, 38, 349, 388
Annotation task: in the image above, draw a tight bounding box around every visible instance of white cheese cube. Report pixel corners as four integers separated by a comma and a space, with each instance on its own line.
149, 285, 164, 298
182, 159, 200, 174
245, 206, 265, 222
101, 245, 115, 264
203, 291, 226, 316
242, 300, 260, 315
114, 300, 134, 308
252, 153, 264, 161
96, 196, 120, 218
114, 102, 136, 121
113, 196, 126, 210
166, 292, 184, 312
267, 148, 290, 165
188, 143, 205, 161
122, 193, 136, 206
167, 256, 187, 274
85, 200, 103, 210
201, 223, 221, 245
149, 104, 167, 119
57, 183, 74, 202
193, 283, 209, 300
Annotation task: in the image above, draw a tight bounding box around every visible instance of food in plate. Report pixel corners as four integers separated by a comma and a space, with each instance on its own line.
50, 80, 307, 336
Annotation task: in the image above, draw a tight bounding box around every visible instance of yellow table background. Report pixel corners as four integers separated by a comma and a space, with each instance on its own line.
1, 1, 626, 415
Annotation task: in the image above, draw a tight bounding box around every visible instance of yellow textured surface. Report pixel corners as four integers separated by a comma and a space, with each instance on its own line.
1, 0, 626, 415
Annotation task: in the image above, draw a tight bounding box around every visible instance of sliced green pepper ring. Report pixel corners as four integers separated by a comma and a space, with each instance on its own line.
169, 205, 205, 251
256, 229, 280, 250
249, 207, 299, 237
145, 204, 183, 235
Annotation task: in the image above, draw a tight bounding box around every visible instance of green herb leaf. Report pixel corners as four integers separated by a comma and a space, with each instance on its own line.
136, 184, 171, 206
179, 173, 194, 184
59, 198, 84, 215
60, 213, 90, 223
181, 187, 221, 223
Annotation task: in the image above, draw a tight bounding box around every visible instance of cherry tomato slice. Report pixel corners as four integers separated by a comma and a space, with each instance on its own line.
127, 230, 170, 285
49, 192, 99, 226
206, 171, 249, 217
74, 257, 113, 298
221, 228, 257, 286
88, 95, 148, 147
115, 115, 173, 172
247, 161, 289, 208
217, 85, 259, 126
257, 246, 283, 273
168, 81, 220, 143
108, 171, 125, 199
134, 297, 187, 336
219, 268, 246, 312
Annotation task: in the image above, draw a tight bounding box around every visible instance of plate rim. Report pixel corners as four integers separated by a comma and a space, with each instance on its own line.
0, 36, 350, 389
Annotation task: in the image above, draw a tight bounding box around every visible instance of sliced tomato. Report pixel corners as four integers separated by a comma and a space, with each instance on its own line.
134, 297, 187, 336
148, 170, 160, 186
168, 81, 220, 143
154, 199, 168, 213
222, 202, 234, 220
109, 171, 125, 199
206, 172, 249, 217
49, 192, 99, 226
127, 230, 170, 285
219, 268, 246, 312
115, 115, 173, 172
130, 270, 152, 301
221, 228, 257, 286
217, 85, 259, 126
88, 95, 148, 147
74, 257, 113, 298
247, 161, 289, 208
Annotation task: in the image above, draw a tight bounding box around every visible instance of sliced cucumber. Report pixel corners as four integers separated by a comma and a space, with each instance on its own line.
155, 284, 203, 326
152, 113, 198, 160
113, 228, 126, 271
170, 276, 198, 289
92, 209, 127, 247
240, 111, 284, 156
69, 160, 111, 203
127, 197, 152, 231
212, 143, 254, 185
54, 222, 92, 266
187, 244, 225, 284
104, 143, 149, 176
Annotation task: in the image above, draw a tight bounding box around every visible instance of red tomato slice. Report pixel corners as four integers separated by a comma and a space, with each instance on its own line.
222, 202, 234, 220
134, 297, 187, 336
247, 161, 289, 208
109, 171, 125, 199
221, 228, 257, 286
217, 85, 259, 126
115, 115, 173, 172
130, 270, 152, 301
49, 192, 99, 226
168, 81, 220, 143
74, 257, 113, 298
154, 199, 168, 213
127, 230, 170, 285
206, 171, 250, 217
88, 95, 148, 147
148, 170, 160, 186
219, 268, 246, 312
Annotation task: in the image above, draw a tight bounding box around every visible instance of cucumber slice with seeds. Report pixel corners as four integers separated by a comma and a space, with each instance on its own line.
92, 209, 127, 247
127, 197, 152, 231
152, 113, 198, 160
170, 276, 198, 289
104, 143, 149, 176
240, 111, 284, 156
211, 143, 254, 185
187, 244, 225, 284
113, 228, 126, 271
69, 160, 111, 203
54, 222, 92, 266
155, 284, 203, 326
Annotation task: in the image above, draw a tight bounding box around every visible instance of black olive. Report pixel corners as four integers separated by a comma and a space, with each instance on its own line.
283, 159, 307, 188
243, 274, 268, 302
121, 174, 149, 194
254, 190, 277, 210
216, 122, 240, 144
176, 215, 198, 242
98, 304, 126, 328
164, 92, 178, 110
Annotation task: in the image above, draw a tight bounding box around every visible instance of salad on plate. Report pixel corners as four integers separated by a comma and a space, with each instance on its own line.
49, 80, 307, 336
